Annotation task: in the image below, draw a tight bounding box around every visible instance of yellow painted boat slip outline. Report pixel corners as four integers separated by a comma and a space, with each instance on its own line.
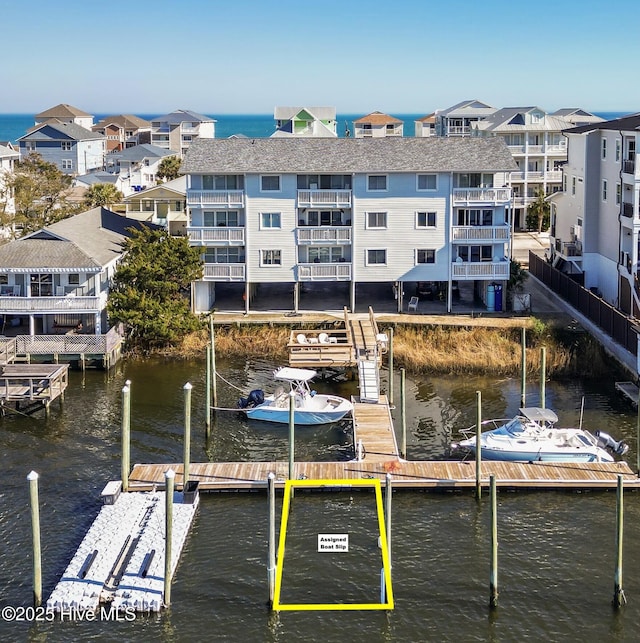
272, 478, 394, 611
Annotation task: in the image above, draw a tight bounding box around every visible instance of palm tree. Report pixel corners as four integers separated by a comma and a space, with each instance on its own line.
526, 189, 550, 233
83, 183, 123, 208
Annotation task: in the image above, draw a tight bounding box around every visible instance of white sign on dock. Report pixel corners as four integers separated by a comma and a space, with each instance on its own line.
317, 534, 349, 552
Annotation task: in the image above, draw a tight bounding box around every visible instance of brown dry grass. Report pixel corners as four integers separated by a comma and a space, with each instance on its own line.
150, 321, 617, 379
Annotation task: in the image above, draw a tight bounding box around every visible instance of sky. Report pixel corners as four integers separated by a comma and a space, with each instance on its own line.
1, 0, 638, 116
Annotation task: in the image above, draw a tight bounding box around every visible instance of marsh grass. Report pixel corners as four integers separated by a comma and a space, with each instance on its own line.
152, 322, 619, 379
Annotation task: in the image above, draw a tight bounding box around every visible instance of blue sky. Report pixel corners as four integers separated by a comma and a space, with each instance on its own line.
1, 0, 638, 115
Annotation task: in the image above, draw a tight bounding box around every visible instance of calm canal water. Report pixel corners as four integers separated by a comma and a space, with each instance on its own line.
1, 356, 640, 642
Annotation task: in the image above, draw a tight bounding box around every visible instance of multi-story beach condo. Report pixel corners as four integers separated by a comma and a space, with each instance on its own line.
353, 112, 404, 138
92, 115, 152, 153
272, 107, 337, 137
34, 103, 94, 130
182, 137, 516, 314
548, 113, 640, 316
150, 109, 215, 156
470, 107, 601, 229
434, 100, 497, 137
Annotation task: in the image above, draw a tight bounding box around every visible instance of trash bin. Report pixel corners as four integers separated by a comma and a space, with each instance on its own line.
494, 284, 503, 312
486, 284, 495, 312
183, 480, 199, 504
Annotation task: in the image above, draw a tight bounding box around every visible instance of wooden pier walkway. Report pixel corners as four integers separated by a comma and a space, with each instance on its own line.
615, 381, 639, 408
352, 395, 398, 461
128, 460, 640, 492
0, 363, 68, 413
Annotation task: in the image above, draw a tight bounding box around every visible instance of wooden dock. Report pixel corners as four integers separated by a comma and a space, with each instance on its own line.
128, 460, 640, 492
615, 381, 639, 408
288, 307, 387, 368
352, 395, 398, 461
0, 363, 68, 413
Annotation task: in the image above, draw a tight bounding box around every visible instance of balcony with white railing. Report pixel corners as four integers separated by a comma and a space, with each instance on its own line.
453, 188, 511, 205
296, 227, 352, 244
451, 225, 510, 242
507, 145, 526, 154
0, 296, 102, 314
202, 263, 246, 281
186, 190, 245, 207
527, 145, 544, 154
297, 189, 352, 208
446, 126, 471, 136
187, 227, 245, 245
297, 262, 351, 281
451, 260, 510, 280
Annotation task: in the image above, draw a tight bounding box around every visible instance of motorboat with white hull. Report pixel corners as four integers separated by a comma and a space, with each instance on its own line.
237, 367, 353, 425
453, 407, 628, 463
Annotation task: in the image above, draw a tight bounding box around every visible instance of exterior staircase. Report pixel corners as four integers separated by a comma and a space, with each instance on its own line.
357, 354, 379, 403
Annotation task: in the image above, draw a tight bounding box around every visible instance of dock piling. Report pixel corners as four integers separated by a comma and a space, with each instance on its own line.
475, 391, 482, 501
540, 347, 546, 409
520, 327, 526, 407
205, 344, 211, 438
288, 392, 295, 495
489, 474, 498, 609
27, 471, 42, 607
385, 473, 392, 592
164, 468, 175, 608
388, 328, 394, 406
400, 368, 406, 459
183, 382, 192, 489
268, 472, 276, 606
613, 474, 626, 607
210, 317, 218, 411
121, 383, 131, 492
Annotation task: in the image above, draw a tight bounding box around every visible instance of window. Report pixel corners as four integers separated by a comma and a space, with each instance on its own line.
204, 211, 239, 227
616, 183, 622, 205
367, 212, 387, 228
616, 139, 621, 162
261, 175, 281, 191
30, 273, 53, 297
309, 247, 343, 263
62, 159, 73, 170
416, 249, 435, 264
572, 177, 576, 195
457, 173, 494, 188
602, 139, 607, 160
367, 175, 387, 191
261, 249, 281, 265
61, 141, 72, 151
417, 174, 437, 191
68, 274, 80, 285
602, 179, 608, 201
202, 175, 244, 190
261, 212, 281, 228
416, 211, 437, 228
0, 274, 7, 284
366, 249, 386, 265
204, 248, 244, 263
456, 209, 493, 226
563, 175, 567, 192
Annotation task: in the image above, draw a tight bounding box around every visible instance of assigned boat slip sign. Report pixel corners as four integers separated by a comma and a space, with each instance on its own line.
318, 534, 349, 552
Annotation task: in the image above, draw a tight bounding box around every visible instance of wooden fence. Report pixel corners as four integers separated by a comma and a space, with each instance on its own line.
529, 252, 638, 356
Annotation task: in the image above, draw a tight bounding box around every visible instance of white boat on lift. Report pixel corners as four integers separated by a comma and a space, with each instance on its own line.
454, 407, 628, 463
237, 367, 353, 425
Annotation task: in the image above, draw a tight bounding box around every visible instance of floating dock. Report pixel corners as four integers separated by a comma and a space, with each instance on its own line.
47, 485, 199, 613
615, 381, 639, 408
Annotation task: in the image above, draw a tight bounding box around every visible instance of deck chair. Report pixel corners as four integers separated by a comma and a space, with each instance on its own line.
408, 296, 419, 312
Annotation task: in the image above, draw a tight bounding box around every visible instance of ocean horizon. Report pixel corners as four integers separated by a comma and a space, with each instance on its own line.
0, 111, 634, 146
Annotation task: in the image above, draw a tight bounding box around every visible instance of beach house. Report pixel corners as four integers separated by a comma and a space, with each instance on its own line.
150, 110, 215, 156
548, 113, 640, 316
353, 112, 404, 138
181, 136, 516, 314
92, 114, 152, 153
272, 107, 337, 137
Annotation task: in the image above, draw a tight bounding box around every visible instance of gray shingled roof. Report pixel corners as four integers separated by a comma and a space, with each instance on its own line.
181, 137, 518, 174
564, 113, 640, 134
473, 107, 572, 133
114, 143, 174, 162
151, 109, 215, 124
19, 121, 104, 141
0, 208, 155, 271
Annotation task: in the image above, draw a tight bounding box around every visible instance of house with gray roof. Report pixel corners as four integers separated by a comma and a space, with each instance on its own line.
0, 207, 149, 337
547, 113, 640, 317
182, 137, 516, 314
18, 121, 106, 175
106, 143, 175, 195
471, 106, 605, 229
150, 109, 215, 156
